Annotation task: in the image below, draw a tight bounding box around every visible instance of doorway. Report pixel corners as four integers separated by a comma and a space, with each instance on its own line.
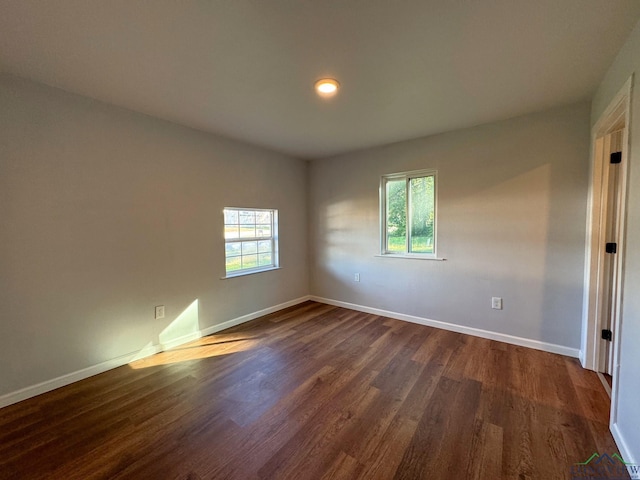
598, 129, 624, 384
582, 77, 631, 424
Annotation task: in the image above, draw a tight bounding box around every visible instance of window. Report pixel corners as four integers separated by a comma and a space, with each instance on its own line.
224, 208, 278, 276
380, 169, 436, 256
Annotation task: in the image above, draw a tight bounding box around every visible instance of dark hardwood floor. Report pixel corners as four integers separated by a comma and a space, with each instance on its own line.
0, 301, 620, 479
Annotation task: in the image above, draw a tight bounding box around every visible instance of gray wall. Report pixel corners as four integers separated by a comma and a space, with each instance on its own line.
309, 103, 590, 349
592, 19, 640, 464
0, 74, 309, 397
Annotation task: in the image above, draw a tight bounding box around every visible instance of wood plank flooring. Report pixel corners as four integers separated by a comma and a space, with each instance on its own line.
0, 301, 620, 479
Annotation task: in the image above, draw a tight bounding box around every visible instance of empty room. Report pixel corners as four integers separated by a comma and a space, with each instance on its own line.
2, 1, 640, 479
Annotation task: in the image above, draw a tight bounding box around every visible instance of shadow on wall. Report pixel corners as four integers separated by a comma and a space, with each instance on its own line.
314, 156, 584, 348
320, 199, 366, 296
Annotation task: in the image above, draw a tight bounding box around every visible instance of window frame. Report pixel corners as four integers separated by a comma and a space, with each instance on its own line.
380, 169, 438, 259
223, 207, 279, 278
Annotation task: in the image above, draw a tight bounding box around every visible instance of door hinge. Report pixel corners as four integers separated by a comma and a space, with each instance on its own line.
601, 329, 612, 341
605, 242, 617, 254
610, 152, 622, 164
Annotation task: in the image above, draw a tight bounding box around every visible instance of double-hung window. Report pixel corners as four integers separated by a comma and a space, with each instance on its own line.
224, 208, 278, 276
380, 169, 437, 257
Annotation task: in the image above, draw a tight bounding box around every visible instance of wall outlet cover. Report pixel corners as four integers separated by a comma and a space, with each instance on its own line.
491, 297, 503, 310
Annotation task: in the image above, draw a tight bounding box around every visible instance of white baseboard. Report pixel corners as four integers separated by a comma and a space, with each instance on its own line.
596, 372, 612, 398
0, 295, 311, 410
578, 348, 586, 367
200, 295, 312, 337
159, 332, 203, 351
310, 296, 580, 358
1, 294, 579, 410
0, 344, 161, 409
611, 422, 637, 468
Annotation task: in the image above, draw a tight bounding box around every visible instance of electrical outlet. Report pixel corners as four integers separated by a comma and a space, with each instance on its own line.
155, 305, 165, 319
491, 297, 503, 310
354, 273, 360, 282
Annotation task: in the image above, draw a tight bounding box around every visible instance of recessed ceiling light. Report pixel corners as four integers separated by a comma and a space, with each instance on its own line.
315, 78, 340, 97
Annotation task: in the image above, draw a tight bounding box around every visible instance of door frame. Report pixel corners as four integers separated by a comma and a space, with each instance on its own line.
581, 76, 632, 425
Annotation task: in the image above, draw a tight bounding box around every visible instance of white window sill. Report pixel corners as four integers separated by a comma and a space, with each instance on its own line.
221, 266, 281, 279
375, 254, 447, 261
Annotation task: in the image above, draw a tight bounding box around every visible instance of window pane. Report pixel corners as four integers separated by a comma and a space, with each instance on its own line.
242, 241, 258, 255
258, 253, 272, 266
256, 224, 271, 238
226, 256, 242, 272
239, 226, 256, 238
224, 207, 278, 275
242, 254, 258, 269
224, 209, 238, 224
258, 240, 272, 253
386, 179, 406, 252
224, 225, 239, 239
239, 211, 255, 225
409, 176, 434, 253
256, 211, 271, 224
225, 242, 241, 257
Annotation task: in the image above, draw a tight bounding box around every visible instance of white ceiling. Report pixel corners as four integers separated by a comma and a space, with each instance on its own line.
1, 1, 640, 159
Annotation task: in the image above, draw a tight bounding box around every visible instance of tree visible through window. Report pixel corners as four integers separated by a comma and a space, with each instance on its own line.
224, 208, 278, 276
381, 170, 436, 255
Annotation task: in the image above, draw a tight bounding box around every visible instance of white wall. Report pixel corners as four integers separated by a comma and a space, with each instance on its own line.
591, 19, 640, 464
309, 103, 590, 352
0, 74, 309, 399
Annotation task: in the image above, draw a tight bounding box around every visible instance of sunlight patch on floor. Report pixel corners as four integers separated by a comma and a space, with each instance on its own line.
129, 334, 260, 369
